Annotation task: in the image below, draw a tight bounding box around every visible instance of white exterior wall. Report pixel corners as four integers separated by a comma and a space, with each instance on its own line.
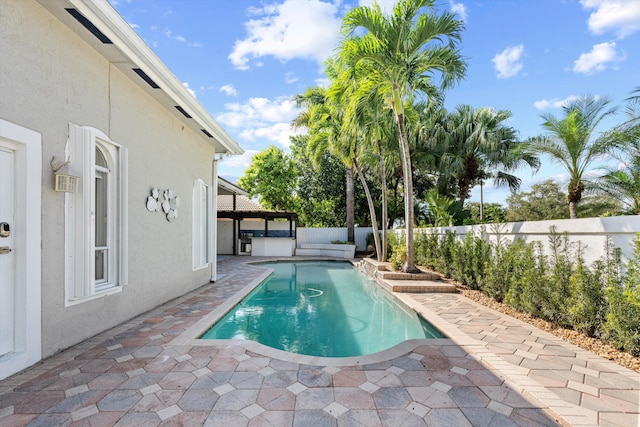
404, 216, 640, 266
297, 227, 373, 251
1, 1, 218, 357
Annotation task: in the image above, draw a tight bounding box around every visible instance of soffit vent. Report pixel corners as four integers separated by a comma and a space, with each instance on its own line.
65, 8, 112, 44
201, 129, 213, 138
132, 68, 160, 89
175, 105, 192, 119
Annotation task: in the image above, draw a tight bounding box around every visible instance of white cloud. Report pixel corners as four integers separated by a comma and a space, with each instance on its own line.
219, 149, 260, 171
449, 1, 468, 22
239, 123, 295, 147
358, 0, 397, 14
533, 95, 579, 110
581, 0, 640, 39
229, 0, 342, 70
284, 72, 299, 84
219, 84, 238, 97
315, 77, 331, 87
217, 97, 297, 127
182, 82, 196, 98
492, 45, 524, 79
573, 41, 623, 74
216, 96, 299, 148
163, 29, 186, 43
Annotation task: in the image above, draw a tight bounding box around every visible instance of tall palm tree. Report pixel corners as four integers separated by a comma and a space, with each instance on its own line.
292, 86, 356, 243
432, 105, 540, 206
529, 95, 619, 219
344, 67, 399, 261
325, 58, 385, 259
341, 0, 466, 272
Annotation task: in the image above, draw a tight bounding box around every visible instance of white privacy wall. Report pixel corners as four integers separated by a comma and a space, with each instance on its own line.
403, 216, 640, 266
297, 227, 374, 251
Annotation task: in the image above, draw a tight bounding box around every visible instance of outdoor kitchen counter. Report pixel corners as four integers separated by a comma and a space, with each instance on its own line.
250, 237, 296, 257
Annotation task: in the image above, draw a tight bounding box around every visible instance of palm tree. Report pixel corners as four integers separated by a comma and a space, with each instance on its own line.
343, 67, 399, 261
325, 58, 385, 260
591, 88, 640, 214
432, 105, 540, 206
292, 86, 356, 243
529, 94, 619, 219
341, 0, 466, 272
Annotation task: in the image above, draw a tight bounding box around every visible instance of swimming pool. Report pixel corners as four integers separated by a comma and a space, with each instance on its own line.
200, 261, 443, 357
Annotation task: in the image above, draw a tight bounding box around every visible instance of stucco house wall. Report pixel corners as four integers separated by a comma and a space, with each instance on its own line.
0, 0, 241, 363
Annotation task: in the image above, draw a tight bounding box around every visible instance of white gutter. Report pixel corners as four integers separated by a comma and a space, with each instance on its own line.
211, 155, 221, 282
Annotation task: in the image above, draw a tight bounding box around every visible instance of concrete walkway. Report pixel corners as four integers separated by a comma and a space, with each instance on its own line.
0, 257, 638, 426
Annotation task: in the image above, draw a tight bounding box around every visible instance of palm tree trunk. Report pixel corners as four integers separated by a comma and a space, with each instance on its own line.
353, 159, 381, 260
377, 140, 388, 262
395, 112, 420, 273
346, 166, 355, 243
569, 201, 578, 219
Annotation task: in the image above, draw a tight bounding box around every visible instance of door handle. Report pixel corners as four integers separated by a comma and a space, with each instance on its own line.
0, 246, 11, 255
0, 222, 9, 238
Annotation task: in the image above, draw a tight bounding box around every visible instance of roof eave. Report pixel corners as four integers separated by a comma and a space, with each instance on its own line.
49, 0, 243, 155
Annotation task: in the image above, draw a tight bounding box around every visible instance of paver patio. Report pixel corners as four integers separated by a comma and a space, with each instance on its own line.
0, 256, 638, 426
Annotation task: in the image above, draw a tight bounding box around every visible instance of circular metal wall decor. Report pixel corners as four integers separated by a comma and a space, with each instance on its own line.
146, 188, 180, 222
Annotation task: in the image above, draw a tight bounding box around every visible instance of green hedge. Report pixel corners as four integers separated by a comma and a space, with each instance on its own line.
389, 230, 640, 356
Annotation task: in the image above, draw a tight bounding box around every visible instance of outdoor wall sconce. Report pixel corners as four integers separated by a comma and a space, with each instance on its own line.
51, 156, 79, 193
146, 188, 180, 222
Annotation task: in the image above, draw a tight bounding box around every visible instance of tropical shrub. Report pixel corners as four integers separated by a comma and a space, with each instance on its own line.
503, 240, 543, 312
602, 236, 640, 355
389, 243, 406, 271
567, 257, 605, 336
410, 226, 640, 355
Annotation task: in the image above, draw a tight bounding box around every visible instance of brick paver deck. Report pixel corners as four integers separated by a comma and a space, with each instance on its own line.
0, 256, 637, 426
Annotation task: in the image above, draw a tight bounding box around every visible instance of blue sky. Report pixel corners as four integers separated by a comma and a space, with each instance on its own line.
108, 0, 640, 204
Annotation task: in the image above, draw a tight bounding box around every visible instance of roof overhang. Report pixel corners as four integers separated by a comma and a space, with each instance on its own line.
218, 177, 248, 197
36, 0, 243, 156
217, 211, 298, 221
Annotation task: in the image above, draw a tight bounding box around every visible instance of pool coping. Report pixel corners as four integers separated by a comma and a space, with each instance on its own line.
170, 258, 450, 367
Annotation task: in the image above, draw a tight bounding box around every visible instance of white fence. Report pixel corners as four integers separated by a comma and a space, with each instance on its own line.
296, 227, 374, 251
397, 216, 640, 266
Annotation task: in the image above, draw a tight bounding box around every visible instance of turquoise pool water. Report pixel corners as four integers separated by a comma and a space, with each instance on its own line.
200, 261, 443, 357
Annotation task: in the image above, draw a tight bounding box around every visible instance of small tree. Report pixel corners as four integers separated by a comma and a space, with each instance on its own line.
505, 179, 569, 222
238, 146, 296, 211
528, 95, 619, 219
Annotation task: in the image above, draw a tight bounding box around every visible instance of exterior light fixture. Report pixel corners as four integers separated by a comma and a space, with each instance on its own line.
51, 156, 79, 193
54, 174, 79, 193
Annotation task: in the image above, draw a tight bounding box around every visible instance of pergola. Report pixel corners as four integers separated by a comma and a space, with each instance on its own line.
217, 182, 297, 255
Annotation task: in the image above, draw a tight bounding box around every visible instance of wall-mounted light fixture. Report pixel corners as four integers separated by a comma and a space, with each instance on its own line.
51, 156, 79, 193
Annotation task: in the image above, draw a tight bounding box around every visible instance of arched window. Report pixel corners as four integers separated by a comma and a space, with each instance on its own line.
94, 145, 109, 289
65, 124, 128, 304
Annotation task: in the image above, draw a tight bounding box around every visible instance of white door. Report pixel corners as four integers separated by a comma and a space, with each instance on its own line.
0, 148, 15, 356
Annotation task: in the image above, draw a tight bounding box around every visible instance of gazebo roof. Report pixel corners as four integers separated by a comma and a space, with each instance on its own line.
217, 195, 297, 221
217, 195, 262, 211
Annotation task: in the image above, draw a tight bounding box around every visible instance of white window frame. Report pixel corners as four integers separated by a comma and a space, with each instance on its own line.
65, 124, 128, 305
192, 179, 213, 270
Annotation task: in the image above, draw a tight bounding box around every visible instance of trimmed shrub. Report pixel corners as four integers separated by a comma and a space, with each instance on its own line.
602, 235, 640, 355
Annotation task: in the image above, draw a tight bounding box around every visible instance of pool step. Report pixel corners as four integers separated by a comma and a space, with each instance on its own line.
377, 271, 441, 281
384, 279, 457, 293
358, 258, 458, 293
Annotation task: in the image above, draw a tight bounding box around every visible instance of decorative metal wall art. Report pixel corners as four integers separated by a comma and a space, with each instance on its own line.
146, 188, 180, 222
